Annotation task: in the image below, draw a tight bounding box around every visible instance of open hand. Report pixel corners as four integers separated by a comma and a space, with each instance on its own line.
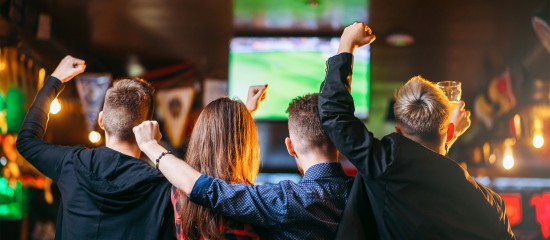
245, 84, 268, 114
51, 55, 86, 83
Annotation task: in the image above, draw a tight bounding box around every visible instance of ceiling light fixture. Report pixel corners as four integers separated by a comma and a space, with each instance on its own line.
386, 33, 415, 47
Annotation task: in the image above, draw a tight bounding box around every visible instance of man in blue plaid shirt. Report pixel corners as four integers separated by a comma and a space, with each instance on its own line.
134, 93, 354, 240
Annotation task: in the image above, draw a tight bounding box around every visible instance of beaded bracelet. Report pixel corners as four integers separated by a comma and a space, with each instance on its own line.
155, 150, 172, 170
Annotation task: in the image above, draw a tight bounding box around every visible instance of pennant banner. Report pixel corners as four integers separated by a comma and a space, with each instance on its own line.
156, 87, 195, 148
533, 17, 550, 55
75, 74, 112, 132
474, 69, 516, 129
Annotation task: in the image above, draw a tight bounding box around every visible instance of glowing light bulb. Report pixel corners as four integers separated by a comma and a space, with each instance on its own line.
88, 131, 101, 144
503, 154, 515, 170
50, 98, 61, 114
533, 133, 545, 149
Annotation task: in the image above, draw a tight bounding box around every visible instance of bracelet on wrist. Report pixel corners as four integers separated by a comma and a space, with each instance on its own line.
155, 150, 172, 170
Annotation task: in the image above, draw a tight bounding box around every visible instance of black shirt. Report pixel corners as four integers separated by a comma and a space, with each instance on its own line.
16, 76, 175, 240
319, 53, 515, 240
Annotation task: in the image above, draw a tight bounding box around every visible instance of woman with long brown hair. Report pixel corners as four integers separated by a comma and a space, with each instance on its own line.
173, 96, 261, 239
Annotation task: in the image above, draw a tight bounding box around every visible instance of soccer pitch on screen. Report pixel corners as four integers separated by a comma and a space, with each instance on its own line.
229, 37, 370, 120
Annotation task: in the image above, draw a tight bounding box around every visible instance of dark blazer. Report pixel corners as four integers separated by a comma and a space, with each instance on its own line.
16, 77, 175, 240
320, 53, 515, 240
335, 175, 379, 240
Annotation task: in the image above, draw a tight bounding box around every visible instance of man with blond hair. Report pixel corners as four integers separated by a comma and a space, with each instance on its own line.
319, 22, 515, 239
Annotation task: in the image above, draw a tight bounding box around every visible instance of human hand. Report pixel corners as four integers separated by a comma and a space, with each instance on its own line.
338, 22, 376, 54
51, 55, 86, 83
133, 120, 163, 151
245, 84, 268, 114
450, 101, 471, 138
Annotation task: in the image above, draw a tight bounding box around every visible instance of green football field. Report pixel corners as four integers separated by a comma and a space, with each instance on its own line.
229, 51, 370, 120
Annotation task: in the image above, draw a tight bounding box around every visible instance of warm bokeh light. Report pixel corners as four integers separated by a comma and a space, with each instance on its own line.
88, 131, 101, 144
38, 68, 46, 89
513, 114, 521, 138
49, 98, 61, 114
503, 154, 515, 170
488, 154, 497, 165
533, 133, 545, 149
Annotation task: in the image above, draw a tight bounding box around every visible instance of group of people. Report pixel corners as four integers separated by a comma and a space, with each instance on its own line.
16, 22, 515, 239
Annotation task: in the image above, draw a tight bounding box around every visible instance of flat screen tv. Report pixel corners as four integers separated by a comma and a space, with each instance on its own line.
229, 37, 370, 120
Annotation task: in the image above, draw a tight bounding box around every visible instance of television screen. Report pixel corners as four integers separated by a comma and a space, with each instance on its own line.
229, 37, 370, 120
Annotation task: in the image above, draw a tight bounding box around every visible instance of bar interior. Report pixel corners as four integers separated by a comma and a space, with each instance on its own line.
0, 0, 550, 239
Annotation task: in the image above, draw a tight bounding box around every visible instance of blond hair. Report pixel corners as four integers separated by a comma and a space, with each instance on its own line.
394, 76, 451, 144
179, 97, 260, 239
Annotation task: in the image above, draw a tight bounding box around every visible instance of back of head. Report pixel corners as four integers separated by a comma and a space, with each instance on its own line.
102, 78, 153, 142
394, 76, 451, 144
287, 93, 335, 155
180, 97, 260, 239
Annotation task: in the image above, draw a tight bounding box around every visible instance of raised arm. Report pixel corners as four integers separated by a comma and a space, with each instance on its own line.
245, 84, 268, 114
16, 56, 85, 181
134, 121, 301, 227
190, 175, 311, 227
133, 120, 200, 194
318, 23, 390, 178
447, 100, 471, 149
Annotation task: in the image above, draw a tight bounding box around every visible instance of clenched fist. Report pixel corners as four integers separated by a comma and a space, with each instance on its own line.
338, 22, 376, 54
133, 120, 163, 151
51, 55, 86, 83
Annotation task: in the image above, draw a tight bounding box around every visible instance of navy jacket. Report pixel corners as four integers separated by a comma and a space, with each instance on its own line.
16, 76, 175, 239
319, 53, 515, 240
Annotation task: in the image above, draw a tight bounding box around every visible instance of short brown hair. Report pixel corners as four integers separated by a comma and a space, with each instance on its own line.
394, 76, 451, 143
102, 78, 153, 142
287, 93, 332, 151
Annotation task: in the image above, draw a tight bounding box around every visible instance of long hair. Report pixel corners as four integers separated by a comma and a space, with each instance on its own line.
179, 97, 260, 239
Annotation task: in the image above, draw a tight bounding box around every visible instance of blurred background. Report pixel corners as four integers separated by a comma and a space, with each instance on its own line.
0, 0, 550, 239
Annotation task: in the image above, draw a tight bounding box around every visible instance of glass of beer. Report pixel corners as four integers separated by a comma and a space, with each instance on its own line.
436, 81, 462, 108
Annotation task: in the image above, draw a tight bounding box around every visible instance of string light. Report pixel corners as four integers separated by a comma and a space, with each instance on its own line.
503, 153, 515, 170
533, 133, 545, 149
533, 118, 544, 149
50, 98, 61, 114
502, 138, 515, 170
88, 131, 101, 144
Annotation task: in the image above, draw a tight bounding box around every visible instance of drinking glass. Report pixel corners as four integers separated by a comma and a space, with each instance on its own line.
436, 81, 462, 108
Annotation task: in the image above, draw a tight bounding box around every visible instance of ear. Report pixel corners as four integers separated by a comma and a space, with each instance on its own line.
395, 126, 402, 134
446, 122, 455, 143
285, 137, 297, 157
98, 111, 105, 130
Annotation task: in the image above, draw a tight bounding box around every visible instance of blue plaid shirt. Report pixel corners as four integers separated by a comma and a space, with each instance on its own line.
189, 162, 354, 240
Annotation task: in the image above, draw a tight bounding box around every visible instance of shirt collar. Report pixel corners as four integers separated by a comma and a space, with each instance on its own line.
301, 162, 347, 181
